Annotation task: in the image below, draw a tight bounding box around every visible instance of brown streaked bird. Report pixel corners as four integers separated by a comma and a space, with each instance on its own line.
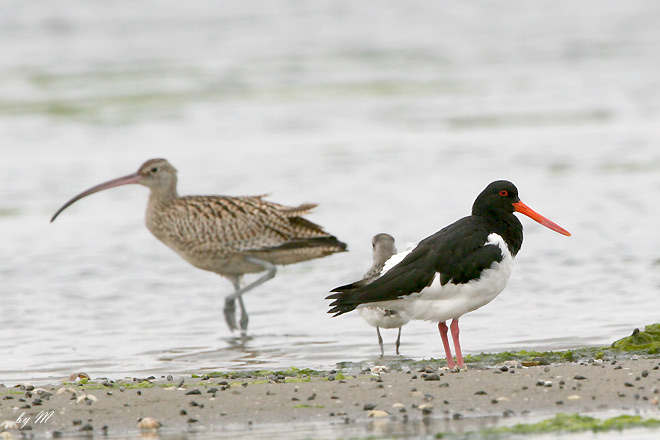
51, 158, 347, 333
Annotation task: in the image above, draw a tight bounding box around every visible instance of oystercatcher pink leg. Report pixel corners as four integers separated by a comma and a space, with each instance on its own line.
450, 319, 465, 369
438, 321, 456, 369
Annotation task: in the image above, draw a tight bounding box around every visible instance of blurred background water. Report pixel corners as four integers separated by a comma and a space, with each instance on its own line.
1, 0, 659, 384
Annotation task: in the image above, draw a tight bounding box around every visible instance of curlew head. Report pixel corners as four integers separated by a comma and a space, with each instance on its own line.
50, 158, 178, 222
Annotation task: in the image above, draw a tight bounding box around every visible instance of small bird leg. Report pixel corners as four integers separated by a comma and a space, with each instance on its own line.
395, 327, 402, 355
376, 327, 384, 357
450, 318, 465, 370
438, 321, 456, 369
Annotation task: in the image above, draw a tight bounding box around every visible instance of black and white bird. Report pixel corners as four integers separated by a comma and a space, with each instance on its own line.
357, 233, 411, 357
328, 181, 570, 370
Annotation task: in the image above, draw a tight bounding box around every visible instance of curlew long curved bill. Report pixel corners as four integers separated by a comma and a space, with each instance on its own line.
513, 200, 571, 236
50, 172, 142, 222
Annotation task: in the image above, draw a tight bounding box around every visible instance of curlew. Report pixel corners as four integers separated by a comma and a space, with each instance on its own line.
51, 158, 347, 333
328, 181, 570, 370
357, 233, 410, 357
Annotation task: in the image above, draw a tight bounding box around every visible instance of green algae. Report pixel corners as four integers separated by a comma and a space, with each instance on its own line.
611, 324, 660, 354
72, 379, 156, 390
468, 413, 660, 437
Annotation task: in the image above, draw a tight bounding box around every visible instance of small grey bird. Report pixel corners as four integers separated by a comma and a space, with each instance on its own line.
358, 233, 410, 356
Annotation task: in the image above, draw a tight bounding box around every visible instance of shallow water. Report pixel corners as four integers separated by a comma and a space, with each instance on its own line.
1, 0, 660, 385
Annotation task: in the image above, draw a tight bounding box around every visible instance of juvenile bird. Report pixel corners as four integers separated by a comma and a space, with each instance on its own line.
358, 233, 410, 357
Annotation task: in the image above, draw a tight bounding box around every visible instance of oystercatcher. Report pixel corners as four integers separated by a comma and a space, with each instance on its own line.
328, 180, 570, 369
358, 233, 411, 357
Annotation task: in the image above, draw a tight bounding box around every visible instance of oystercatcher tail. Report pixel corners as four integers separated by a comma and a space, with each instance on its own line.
358, 233, 411, 357
327, 180, 570, 369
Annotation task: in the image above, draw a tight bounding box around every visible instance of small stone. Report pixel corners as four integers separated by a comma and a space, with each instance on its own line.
167, 375, 173, 381
137, 417, 161, 430
363, 403, 377, 411
624, 382, 634, 387
475, 390, 487, 395
185, 389, 201, 395
567, 395, 581, 400
424, 374, 440, 381
642, 370, 649, 378
367, 410, 389, 418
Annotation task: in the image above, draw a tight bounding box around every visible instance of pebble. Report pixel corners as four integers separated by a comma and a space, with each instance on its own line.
574, 375, 587, 380
137, 417, 161, 430
0, 421, 18, 430
363, 403, 377, 410
185, 389, 201, 395
367, 410, 389, 418
424, 374, 440, 381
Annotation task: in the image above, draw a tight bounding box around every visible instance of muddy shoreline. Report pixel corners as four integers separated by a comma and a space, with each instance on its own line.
1, 355, 659, 439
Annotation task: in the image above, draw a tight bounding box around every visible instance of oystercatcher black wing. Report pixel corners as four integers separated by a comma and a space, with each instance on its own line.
327, 215, 504, 316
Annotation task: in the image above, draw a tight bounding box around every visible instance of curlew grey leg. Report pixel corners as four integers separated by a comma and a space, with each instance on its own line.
224, 257, 277, 333
224, 276, 241, 331
376, 327, 384, 357
237, 296, 249, 333
395, 327, 402, 355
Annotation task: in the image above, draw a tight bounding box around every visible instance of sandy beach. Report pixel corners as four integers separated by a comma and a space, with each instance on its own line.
1, 354, 659, 439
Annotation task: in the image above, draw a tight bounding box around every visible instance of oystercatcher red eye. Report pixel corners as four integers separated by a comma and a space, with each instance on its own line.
499, 190, 508, 197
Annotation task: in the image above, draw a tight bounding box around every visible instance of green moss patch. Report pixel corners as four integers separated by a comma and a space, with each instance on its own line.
611, 324, 660, 354
472, 413, 660, 437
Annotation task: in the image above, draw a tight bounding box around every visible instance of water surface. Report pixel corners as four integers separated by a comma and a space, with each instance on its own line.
1, 0, 660, 385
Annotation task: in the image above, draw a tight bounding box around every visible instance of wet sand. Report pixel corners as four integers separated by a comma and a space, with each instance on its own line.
1, 357, 659, 438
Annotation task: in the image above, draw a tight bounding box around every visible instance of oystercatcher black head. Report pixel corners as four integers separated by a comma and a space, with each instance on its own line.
470, 180, 570, 256
328, 180, 570, 370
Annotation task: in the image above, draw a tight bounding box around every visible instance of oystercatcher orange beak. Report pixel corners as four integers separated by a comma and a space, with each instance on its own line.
513, 200, 571, 236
